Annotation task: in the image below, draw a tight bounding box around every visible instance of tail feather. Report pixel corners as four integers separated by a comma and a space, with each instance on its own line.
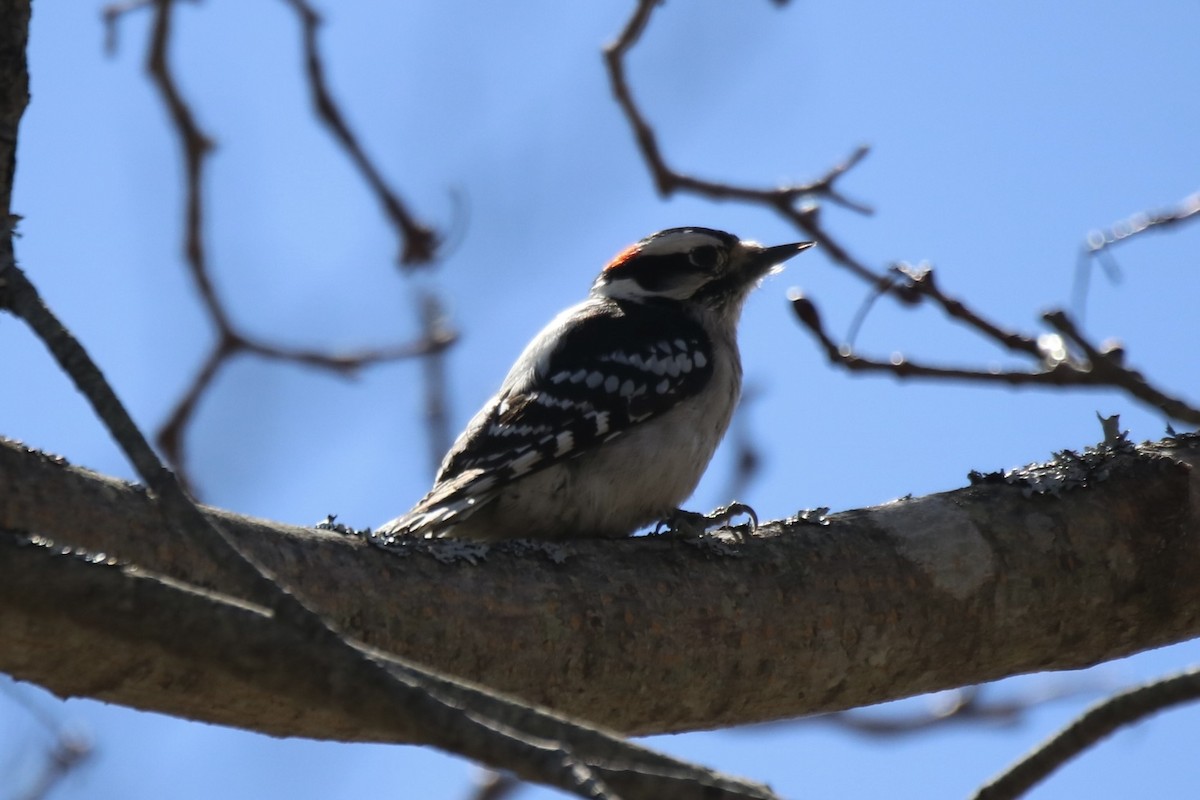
375, 470, 499, 539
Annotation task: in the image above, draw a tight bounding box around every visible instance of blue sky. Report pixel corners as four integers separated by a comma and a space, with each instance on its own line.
4, 2, 1200, 798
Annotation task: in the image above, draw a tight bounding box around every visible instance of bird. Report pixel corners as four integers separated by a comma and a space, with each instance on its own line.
375, 227, 814, 541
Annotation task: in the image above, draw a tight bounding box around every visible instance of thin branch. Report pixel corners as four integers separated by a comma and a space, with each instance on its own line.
146, 0, 222, 326
1043, 310, 1200, 425
973, 666, 1200, 800
891, 263, 1044, 359
605, 2, 1200, 431
789, 271, 1200, 425
791, 288, 1074, 386
1073, 191, 1200, 318
743, 678, 1111, 739
277, 0, 456, 479
107, 0, 458, 489
417, 289, 453, 475
156, 333, 230, 496
13, 731, 93, 800
280, 0, 440, 266
102, 0, 163, 55
721, 385, 764, 503
603, 0, 882, 285
1084, 191, 1200, 257
2, 680, 94, 800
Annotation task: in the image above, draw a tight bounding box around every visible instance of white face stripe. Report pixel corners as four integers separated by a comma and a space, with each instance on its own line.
598, 273, 706, 302
594, 229, 750, 301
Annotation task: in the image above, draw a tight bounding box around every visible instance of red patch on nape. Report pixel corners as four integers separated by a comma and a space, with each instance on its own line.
603, 244, 640, 273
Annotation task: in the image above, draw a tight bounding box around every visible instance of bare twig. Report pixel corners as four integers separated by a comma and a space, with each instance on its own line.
789, 270, 1200, 426
101, 0, 158, 55
281, 0, 440, 266
1043, 310, 1200, 424
418, 289, 453, 475
603, 0, 882, 285
742, 678, 1111, 740
1084, 191, 1200, 257
279, 0, 457, 478
106, 0, 457, 491
973, 666, 1200, 800
1073, 191, 1200, 317
1, 678, 95, 800
722, 385, 764, 503
891, 263, 1044, 359
145, 0, 220, 323
605, 1, 1200, 430
13, 730, 93, 800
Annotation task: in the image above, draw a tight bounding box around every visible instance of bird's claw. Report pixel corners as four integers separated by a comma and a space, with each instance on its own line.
656, 502, 758, 538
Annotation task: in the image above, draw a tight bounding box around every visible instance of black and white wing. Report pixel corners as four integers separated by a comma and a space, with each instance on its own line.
382, 299, 714, 537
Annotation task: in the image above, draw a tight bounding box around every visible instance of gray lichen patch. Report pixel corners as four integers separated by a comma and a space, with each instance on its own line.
875, 498, 996, 599
968, 415, 1138, 497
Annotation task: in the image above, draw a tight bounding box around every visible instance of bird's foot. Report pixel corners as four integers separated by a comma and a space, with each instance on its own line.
655, 501, 758, 538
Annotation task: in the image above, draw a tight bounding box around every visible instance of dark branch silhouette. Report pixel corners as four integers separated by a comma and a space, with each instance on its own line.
281, 0, 440, 266
97, 0, 458, 492
1, 679, 94, 800
790, 265, 1200, 424
973, 666, 1200, 800
606, 0, 1200, 430
604, 0, 879, 283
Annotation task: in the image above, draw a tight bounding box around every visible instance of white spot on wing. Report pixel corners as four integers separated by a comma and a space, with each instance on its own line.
554, 431, 574, 457
604, 375, 619, 393
619, 379, 635, 397
509, 449, 543, 476
656, 379, 670, 394
536, 393, 574, 409
693, 351, 707, 368
586, 371, 604, 388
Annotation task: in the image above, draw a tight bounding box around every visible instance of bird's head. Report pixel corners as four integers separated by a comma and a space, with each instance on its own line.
592, 228, 814, 317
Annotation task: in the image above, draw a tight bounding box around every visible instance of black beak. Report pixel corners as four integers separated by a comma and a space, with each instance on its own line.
748, 240, 815, 274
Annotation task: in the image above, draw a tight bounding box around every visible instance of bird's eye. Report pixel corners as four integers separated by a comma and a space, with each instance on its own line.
688, 245, 722, 270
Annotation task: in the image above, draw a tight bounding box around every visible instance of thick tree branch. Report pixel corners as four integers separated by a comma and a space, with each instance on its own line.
3, 435, 1199, 738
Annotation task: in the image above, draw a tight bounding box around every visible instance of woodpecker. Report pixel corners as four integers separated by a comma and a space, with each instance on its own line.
376, 228, 813, 541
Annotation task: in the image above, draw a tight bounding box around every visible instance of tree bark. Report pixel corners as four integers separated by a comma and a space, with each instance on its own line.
2, 434, 1198, 739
